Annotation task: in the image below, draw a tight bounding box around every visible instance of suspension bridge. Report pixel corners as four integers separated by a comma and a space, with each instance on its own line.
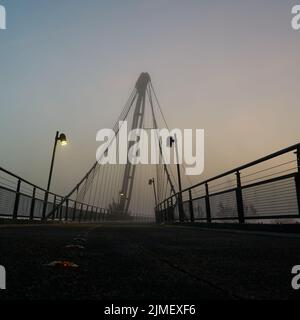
0, 73, 300, 300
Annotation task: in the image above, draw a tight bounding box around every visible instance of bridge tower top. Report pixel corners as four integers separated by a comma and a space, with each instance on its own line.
135, 73, 151, 93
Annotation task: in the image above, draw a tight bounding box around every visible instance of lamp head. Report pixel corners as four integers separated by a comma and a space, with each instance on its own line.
58, 133, 68, 146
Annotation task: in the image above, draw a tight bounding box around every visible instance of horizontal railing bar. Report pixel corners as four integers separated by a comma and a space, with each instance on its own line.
209, 187, 237, 198
191, 195, 206, 202
0, 185, 17, 194
244, 214, 299, 220
0, 169, 108, 215
156, 143, 300, 209
178, 214, 299, 222
0, 166, 58, 197
0, 181, 108, 221
198, 216, 238, 221
181, 143, 300, 194
241, 173, 296, 190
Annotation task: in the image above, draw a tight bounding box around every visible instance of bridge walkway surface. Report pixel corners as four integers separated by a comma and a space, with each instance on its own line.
0, 223, 299, 300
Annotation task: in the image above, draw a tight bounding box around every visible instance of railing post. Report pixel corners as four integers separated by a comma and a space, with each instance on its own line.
164, 201, 167, 222
79, 203, 83, 222
72, 201, 77, 221
295, 146, 300, 216
95, 208, 99, 222
42, 192, 49, 221
94, 207, 97, 222
236, 171, 245, 224
169, 196, 174, 222
52, 195, 56, 221
188, 189, 195, 222
178, 192, 185, 223
85, 205, 89, 222
65, 199, 69, 221
205, 183, 211, 223
90, 206, 94, 223
13, 179, 21, 221
96, 208, 100, 222
82, 205, 86, 222
158, 204, 162, 223
29, 187, 36, 222
168, 198, 173, 222
59, 199, 63, 221
165, 200, 168, 223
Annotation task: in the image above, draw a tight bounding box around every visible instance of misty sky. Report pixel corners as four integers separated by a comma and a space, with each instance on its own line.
0, 0, 299, 195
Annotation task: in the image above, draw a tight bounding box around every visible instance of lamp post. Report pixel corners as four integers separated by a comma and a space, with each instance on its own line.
42, 131, 68, 220
47, 131, 68, 192
149, 178, 159, 224
168, 135, 185, 222
148, 178, 158, 207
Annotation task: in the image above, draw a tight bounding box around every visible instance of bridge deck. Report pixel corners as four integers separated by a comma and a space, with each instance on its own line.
0, 223, 299, 300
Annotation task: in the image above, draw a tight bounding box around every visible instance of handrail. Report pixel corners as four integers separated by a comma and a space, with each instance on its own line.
0, 165, 109, 222
157, 143, 300, 206
156, 142, 300, 224
0, 166, 58, 197
183, 143, 300, 193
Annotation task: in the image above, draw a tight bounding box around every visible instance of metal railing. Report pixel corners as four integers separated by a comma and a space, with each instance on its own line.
0, 166, 109, 223
155, 143, 300, 224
